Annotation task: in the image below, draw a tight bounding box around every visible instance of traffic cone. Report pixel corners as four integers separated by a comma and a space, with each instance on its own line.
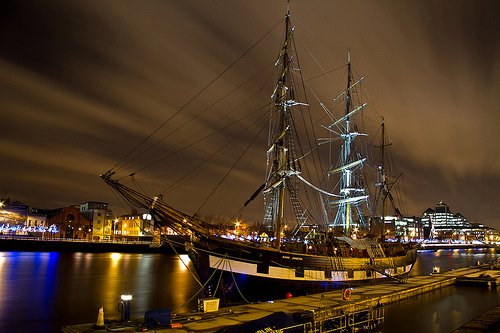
94, 306, 105, 329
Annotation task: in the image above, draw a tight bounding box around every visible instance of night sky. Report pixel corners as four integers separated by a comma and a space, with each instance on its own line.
1, 1, 499, 229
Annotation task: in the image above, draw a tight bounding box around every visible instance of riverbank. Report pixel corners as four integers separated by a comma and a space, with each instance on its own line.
2, 235, 496, 254
418, 241, 497, 251
0, 235, 187, 253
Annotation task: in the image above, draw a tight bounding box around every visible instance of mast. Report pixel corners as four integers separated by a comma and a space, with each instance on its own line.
263, 9, 308, 249
380, 118, 387, 241
376, 118, 403, 242
263, 11, 292, 250
275, 11, 291, 250
331, 51, 369, 237
343, 52, 353, 236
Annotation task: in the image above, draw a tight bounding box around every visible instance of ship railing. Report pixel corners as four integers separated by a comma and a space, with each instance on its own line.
298, 305, 384, 333
347, 307, 384, 328
245, 305, 383, 333
330, 256, 345, 271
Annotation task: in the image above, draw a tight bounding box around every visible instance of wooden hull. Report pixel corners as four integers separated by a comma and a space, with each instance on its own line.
187, 236, 418, 303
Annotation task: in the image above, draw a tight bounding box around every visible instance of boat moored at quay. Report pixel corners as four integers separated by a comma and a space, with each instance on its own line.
101, 8, 417, 303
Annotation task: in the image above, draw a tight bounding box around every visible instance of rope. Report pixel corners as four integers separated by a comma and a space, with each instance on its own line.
227, 258, 251, 304
212, 257, 226, 297
171, 255, 225, 314
124, 65, 275, 178
163, 236, 203, 288
297, 174, 339, 197
192, 110, 269, 216
110, 18, 284, 174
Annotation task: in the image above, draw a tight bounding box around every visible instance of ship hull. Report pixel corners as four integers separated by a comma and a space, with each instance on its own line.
187, 236, 418, 303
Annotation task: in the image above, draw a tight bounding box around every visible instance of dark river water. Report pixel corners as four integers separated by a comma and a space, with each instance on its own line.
0, 248, 498, 333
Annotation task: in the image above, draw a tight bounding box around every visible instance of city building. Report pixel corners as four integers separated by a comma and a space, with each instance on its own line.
80, 201, 113, 240
0, 200, 30, 234
26, 212, 47, 230
385, 215, 423, 241
419, 201, 499, 242
421, 201, 472, 239
112, 213, 154, 241
1, 197, 497, 244
42, 205, 92, 239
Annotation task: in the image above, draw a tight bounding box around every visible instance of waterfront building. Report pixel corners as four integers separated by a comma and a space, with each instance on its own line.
80, 201, 113, 240
419, 201, 498, 242
0, 200, 55, 235
43, 205, 92, 239
421, 201, 471, 239
383, 215, 423, 242
26, 212, 47, 230
394, 216, 422, 241
113, 213, 154, 241
0, 200, 31, 234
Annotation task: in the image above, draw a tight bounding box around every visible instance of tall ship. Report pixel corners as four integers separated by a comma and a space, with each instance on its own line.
102, 9, 417, 303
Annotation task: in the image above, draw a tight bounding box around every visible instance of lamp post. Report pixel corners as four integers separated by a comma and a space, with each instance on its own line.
113, 218, 118, 241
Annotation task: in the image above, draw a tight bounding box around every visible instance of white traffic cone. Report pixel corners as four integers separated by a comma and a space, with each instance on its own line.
95, 306, 105, 328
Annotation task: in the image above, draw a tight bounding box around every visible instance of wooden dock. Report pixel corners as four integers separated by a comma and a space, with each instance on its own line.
452, 304, 500, 332
61, 265, 499, 333
456, 269, 500, 287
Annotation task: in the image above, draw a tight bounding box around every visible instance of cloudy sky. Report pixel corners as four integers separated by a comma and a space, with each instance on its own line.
1, 0, 499, 229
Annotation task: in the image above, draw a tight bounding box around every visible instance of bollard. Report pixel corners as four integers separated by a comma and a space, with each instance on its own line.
119, 294, 133, 322
94, 306, 105, 329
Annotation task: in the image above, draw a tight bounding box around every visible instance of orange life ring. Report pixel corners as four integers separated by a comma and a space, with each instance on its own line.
342, 288, 351, 300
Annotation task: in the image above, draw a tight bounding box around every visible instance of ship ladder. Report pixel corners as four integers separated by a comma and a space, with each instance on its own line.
330, 256, 345, 271
289, 183, 309, 235
263, 192, 277, 225
368, 243, 386, 258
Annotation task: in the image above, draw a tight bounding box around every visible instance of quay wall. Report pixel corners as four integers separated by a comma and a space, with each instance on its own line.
0, 235, 187, 253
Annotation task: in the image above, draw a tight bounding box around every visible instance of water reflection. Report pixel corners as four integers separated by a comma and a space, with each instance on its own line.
0, 250, 497, 333
412, 248, 498, 276
383, 285, 499, 333
110, 252, 122, 262
178, 254, 191, 271
0, 252, 200, 332
0, 252, 60, 333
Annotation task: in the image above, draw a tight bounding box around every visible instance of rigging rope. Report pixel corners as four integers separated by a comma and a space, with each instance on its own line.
163, 237, 203, 288
297, 174, 338, 197
291, 36, 330, 220
171, 255, 225, 314
109, 18, 284, 174
192, 111, 269, 217
227, 259, 250, 304
212, 258, 226, 298
119, 63, 276, 178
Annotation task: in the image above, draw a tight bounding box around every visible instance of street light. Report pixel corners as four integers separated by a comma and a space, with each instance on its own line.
113, 218, 119, 241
